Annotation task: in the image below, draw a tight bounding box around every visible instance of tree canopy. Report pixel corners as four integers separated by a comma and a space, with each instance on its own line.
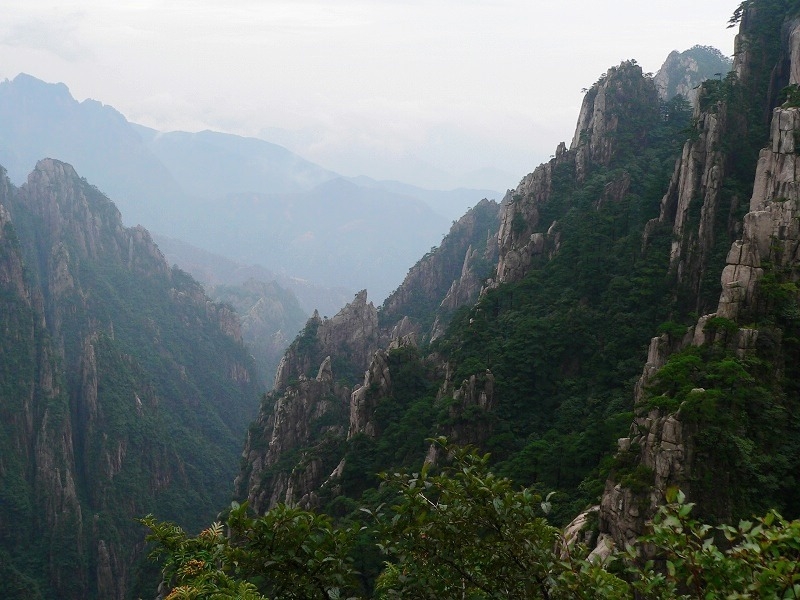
142, 442, 800, 599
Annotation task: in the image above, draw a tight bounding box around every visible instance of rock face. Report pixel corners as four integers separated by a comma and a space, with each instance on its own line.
381, 198, 500, 339
239, 358, 350, 512
209, 279, 309, 388
654, 46, 733, 107
273, 290, 383, 391
495, 61, 659, 285
646, 99, 728, 308
598, 8, 800, 554
238, 202, 503, 513
0, 160, 259, 599
238, 292, 383, 511
494, 149, 569, 285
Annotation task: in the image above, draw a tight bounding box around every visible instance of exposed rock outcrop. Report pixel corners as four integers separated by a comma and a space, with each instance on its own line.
274, 291, 382, 391
654, 46, 733, 107
239, 291, 388, 510
495, 61, 659, 286
647, 102, 727, 305
348, 349, 392, 439
381, 199, 500, 339
598, 9, 800, 553
240, 360, 350, 512
0, 159, 259, 599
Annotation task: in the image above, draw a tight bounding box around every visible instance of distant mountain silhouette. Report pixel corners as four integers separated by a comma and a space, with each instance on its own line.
0, 73, 496, 301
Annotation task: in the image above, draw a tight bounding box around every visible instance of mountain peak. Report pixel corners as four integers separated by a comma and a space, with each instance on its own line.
7, 72, 73, 101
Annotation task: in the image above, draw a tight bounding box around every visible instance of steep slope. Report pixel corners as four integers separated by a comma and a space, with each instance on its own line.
210, 280, 309, 389
654, 45, 733, 106
0, 160, 260, 599
236, 200, 501, 512
598, 0, 800, 553
238, 45, 766, 542
236, 53, 693, 517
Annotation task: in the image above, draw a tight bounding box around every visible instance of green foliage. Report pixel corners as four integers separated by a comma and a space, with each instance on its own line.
644, 342, 800, 518
779, 83, 800, 108
141, 502, 361, 600
372, 441, 604, 599
144, 444, 800, 599
633, 489, 800, 599
376, 443, 550, 597
657, 320, 690, 340
335, 346, 440, 502
434, 125, 683, 513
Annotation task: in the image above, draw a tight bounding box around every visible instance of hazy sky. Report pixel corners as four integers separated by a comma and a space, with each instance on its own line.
0, 1, 738, 191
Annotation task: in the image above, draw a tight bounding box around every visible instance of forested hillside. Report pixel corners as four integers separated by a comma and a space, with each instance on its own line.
223, 1, 800, 594
7, 1, 800, 599
0, 160, 260, 599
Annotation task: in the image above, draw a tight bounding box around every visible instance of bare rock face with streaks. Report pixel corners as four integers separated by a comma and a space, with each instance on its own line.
598, 15, 800, 553
495, 61, 658, 285
238, 200, 503, 512
239, 291, 385, 511
0, 159, 259, 599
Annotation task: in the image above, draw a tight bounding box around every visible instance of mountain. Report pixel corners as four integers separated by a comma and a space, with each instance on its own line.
207, 280, 310, 390
0, 159, 260, 599
233, 2, 800, 583
235, 199, 501, 510
167, 177, 452, 300
654, 44, 733, 106
0, 74, 184, 229
152, 233, 351, 387
132, 125, 337, 198
151, 233, 352, 317
0, 74, 494, 302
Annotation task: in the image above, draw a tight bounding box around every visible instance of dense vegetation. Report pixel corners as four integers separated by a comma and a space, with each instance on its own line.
144, 443, 800, 599
0, 165, 261, 599
231, 4, 800, 595
330, 74, 694, 526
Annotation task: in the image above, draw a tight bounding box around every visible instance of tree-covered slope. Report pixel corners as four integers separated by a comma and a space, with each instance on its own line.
0, 160, 260, 599
236, 59, 697, 526
136, 2, 800, 596
238, 1, 800, 546
599, 0, 800, 551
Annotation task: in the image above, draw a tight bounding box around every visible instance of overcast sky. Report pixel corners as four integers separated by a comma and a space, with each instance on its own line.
0, 1, 738, 191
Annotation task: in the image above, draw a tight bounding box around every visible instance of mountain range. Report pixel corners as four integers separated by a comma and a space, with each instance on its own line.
0, 73, 499, 302
0, 10, 784, 599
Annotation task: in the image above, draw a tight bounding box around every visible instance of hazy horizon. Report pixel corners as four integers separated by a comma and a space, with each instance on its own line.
0, 1, 738, 191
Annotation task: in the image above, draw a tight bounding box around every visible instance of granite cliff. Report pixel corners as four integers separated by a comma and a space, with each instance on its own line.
597, 4, 800, 557
0, 159, 260, 599
234, 2, 800, 579
236, 200, 500, 511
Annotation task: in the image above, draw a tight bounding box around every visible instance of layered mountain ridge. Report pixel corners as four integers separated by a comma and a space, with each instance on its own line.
0, 73, 498, 301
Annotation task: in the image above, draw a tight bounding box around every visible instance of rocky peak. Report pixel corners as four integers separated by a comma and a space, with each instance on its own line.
380, 199, 500, 339
0, 159, 259, 598
570, 61, 659, 177
495, 61, 661, 286
273, 291, 382, 390
654, 46, 733, 107
494, 146, 569, 285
